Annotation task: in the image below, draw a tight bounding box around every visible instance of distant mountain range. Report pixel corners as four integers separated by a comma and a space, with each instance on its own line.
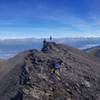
0, 37, 100, 59
0, 37, 100, 48
84, 45, 100, 58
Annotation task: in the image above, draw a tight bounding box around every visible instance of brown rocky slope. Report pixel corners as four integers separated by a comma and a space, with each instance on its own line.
0, 42, 100, 100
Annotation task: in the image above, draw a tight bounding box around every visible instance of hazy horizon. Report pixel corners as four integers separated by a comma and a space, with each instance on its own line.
0, 36, 100, 40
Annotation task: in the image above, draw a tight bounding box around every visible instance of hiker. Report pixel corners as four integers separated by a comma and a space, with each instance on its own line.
43, 38, 47, 49
43, 38, 46, 44
50, 35, 52, 41
42, 38, 50, 51
52, 59, 63, 73
50, 59, 63, 80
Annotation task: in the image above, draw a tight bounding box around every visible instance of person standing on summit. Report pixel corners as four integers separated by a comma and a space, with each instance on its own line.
50, 35, 52, 41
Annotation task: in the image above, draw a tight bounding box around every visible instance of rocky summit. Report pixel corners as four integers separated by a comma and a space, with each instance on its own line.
0, 41, 100, 100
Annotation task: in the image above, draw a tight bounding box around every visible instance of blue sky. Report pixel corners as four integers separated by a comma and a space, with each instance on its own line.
0, 0, 100, 38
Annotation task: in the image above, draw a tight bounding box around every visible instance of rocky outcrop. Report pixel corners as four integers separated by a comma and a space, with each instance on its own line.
0, 41, 100, 100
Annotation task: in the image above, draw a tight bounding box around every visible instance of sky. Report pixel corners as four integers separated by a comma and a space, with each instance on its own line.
0, 0, 100, 38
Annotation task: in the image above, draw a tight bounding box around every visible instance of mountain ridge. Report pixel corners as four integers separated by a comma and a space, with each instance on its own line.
0, 41, 100, 100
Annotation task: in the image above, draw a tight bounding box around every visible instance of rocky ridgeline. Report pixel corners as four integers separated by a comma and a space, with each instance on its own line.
0, 41, 100, 100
